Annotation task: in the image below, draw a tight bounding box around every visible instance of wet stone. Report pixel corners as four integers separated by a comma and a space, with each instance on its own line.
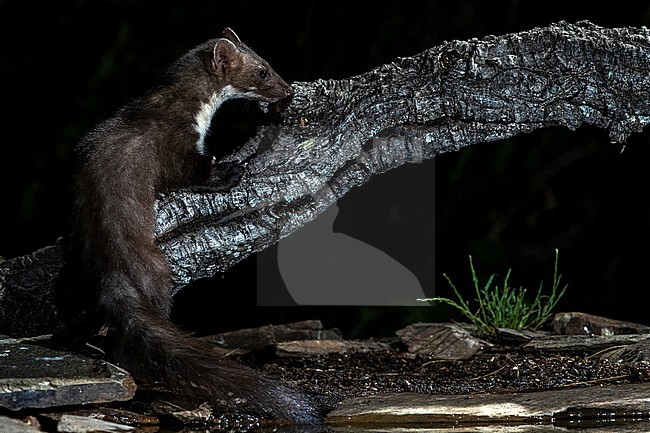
150, 401, 260, 430
43, 407, 159, 429
0, 415, 43, 433
327, 382, 650, 427
150, 401, 215, 425
0, 336, 136, 411
57, 414, 136, 432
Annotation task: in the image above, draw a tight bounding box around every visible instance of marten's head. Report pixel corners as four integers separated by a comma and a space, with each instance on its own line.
212, 28, 292, 102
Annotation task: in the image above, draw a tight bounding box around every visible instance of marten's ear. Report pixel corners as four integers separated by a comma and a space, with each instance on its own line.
222, 28, 242, 44
213, 38, 239, 72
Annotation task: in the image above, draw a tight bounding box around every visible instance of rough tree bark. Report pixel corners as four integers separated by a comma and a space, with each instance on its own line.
1, 21, 649, 336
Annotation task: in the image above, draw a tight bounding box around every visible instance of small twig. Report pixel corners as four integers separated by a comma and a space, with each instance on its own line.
560, 374, 632, 387
223, 348, 241, 357
420, 359, 448, 369
470, 355, 519, 381
586, 345, 627, 360
469, 364, 508, 381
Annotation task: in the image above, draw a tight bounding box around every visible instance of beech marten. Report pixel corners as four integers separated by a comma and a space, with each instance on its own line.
66, 28, 320, 423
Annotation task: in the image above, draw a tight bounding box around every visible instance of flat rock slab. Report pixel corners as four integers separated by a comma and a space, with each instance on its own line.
200, 319, 342, 352
328, 382, 650, 427
276, 339, 390, 357
0, 337, 136, 411
522, 334, 650, 352
0, 415, 42, 433
57, 414, 138, 432
396, 323, 484, 360
552, 312, 650, 336
43, 407, 159, 429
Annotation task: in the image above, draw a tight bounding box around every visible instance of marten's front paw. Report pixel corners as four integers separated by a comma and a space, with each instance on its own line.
206, 161, 245, 192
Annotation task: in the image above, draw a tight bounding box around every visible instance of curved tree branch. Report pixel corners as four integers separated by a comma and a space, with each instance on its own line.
2, 21, 649, 335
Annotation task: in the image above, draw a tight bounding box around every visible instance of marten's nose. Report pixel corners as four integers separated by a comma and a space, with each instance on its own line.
285, 86, 293, 97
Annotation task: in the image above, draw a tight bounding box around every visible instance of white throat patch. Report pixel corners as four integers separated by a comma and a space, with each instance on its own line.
194, 85, 240, 155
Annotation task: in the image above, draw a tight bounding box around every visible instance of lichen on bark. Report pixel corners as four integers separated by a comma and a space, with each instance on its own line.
157, 21, 650, 287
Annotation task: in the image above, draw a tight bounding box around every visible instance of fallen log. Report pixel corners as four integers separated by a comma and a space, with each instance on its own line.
1, 21, 649, 336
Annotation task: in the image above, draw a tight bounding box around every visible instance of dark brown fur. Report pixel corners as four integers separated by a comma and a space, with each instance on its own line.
67, 29, 320, 423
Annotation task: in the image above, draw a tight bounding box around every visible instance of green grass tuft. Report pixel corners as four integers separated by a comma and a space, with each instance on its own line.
421, 249, 567, 337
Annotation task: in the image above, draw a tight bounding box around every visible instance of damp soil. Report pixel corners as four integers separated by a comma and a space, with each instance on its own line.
247, 344, 650, 407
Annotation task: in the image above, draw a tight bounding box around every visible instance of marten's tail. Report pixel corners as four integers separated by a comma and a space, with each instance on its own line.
98, 271, 322, 424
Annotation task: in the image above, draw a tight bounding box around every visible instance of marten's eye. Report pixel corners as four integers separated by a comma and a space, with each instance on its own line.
258, 69, 269, 80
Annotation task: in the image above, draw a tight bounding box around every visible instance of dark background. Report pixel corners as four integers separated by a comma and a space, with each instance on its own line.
1, 1, 649, 337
